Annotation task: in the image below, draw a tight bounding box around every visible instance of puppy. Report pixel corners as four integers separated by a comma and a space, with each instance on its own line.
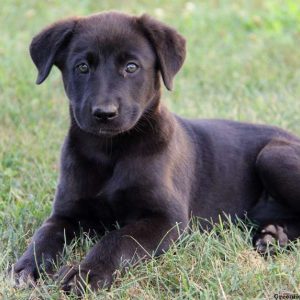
12, 11, 300, 293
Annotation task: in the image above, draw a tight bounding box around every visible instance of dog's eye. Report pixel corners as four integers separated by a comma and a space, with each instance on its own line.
125, 63, 139, 73
77, 63, 89, 74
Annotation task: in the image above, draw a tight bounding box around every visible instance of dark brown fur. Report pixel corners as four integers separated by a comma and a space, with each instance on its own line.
12, 12, 300, 294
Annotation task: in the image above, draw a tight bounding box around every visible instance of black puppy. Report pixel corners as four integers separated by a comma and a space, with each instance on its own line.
12, 11, 300, 293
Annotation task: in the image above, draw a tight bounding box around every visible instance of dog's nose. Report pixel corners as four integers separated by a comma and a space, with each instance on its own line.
92, 105, 118, 121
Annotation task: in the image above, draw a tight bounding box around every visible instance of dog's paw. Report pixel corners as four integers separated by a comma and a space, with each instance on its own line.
56, 264, 113, 296
10, 254, 54, 288
253, 224, 288, 255
9, 260, 38, 288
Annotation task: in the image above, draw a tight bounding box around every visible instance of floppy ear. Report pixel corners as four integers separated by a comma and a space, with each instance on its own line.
30, 18, 77, 84
138, 14, 186, 90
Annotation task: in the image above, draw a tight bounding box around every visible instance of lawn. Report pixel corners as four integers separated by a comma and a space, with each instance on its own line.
1, 0, 300, 299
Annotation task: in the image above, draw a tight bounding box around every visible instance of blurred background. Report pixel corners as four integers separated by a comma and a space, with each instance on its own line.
1, 1, 300, 298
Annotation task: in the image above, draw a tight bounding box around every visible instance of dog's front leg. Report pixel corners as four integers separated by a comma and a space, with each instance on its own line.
11, 214, 78, 286
58, 215, 185, 294
11, 138, 101, 286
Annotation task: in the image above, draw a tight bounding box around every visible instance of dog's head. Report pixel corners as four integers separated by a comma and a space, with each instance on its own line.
30, 12, 186, 136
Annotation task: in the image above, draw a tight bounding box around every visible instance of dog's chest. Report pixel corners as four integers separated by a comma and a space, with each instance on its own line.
90, 186, 145, 227
84, 167, 146, 226
81, 154, 152, 226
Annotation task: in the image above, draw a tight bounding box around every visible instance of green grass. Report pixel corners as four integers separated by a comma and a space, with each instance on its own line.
1, 0, 300, 299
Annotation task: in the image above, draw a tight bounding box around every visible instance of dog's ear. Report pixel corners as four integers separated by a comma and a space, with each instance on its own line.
30, 18, 77, 84
138, 14, 186, 90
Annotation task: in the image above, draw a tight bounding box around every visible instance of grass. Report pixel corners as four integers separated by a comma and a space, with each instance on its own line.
1, 0, 300, 299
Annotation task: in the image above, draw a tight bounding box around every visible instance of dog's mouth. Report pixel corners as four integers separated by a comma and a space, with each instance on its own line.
96, 120, 141, 137
77, 121, 136, 138
95, 112, 142, 137
97, 121, 139, 137
98, 128, 124, 137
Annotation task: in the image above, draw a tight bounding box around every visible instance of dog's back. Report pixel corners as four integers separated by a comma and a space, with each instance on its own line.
177, 117, 299, 221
